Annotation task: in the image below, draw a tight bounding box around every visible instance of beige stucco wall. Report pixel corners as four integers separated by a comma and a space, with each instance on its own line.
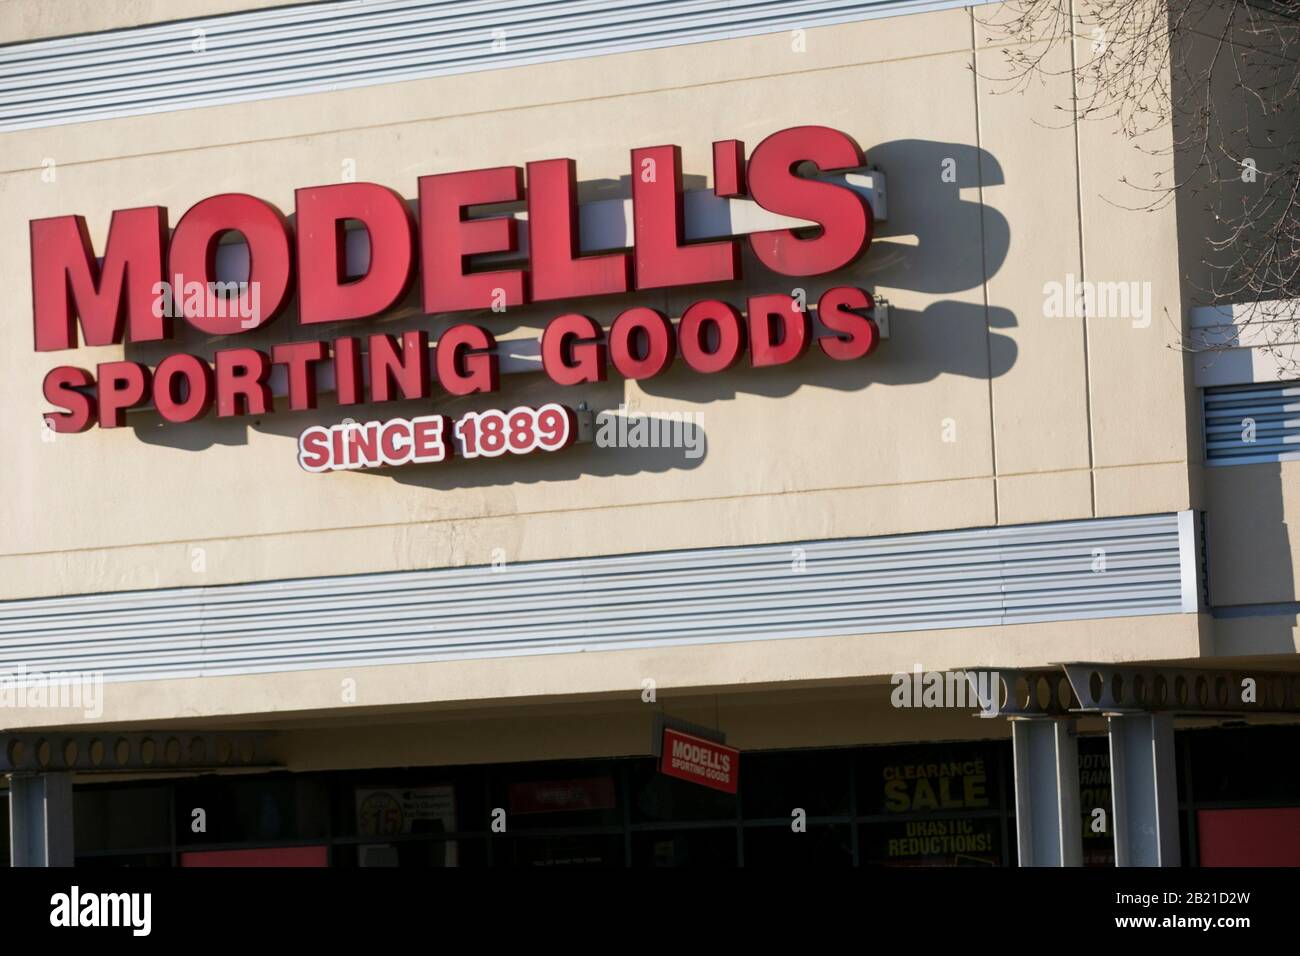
1, 5, 1193, 592
1205, 463, 1300, 606
0, 2, 1224, 735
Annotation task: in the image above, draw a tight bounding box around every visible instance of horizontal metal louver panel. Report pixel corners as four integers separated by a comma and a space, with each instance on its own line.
0, 512, 1200, 682
0, 0, 992, 132
1203, 382, 1300, 466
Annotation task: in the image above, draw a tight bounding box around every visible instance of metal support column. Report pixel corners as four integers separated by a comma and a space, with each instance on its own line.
1011, 717, 1082, 867
8, 772, 74, 867
1108, 713, 1180, 866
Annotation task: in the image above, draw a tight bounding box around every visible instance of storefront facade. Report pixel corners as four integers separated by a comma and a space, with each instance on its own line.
1, 0, 1297, 866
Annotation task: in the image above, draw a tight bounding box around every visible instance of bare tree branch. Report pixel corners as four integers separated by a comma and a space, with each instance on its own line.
979, 0, 1300, 370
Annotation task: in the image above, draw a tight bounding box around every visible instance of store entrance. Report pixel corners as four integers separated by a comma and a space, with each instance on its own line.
6, 725, 1295, 866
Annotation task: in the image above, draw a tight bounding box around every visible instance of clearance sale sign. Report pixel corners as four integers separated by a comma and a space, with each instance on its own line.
30, 125, 882, 474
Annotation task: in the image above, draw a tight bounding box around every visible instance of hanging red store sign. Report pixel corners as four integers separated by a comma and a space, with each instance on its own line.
660, 727, 740, 794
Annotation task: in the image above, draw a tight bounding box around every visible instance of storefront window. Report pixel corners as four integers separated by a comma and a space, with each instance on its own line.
632, 829, 737, 867
741, 749, 852, 819
494, 833, 625, 867
71, 730, 1300, 867
76, 852, 172, 868
743, 824, 854, 867
75, 785, 170, 854
630, 760, 737, 824
492, 762, 622, 831
855, 742, 1007, 867
858, 816, 1002, 867
1188, 726, 1300, 804
172, 774, 330, 846
1077, 735, 1114, 866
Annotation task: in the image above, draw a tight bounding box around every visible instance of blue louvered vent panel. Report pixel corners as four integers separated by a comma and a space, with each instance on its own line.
0, 0, 994, 131
0, 512, 1199, 682
1203, 382, 1300, 466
